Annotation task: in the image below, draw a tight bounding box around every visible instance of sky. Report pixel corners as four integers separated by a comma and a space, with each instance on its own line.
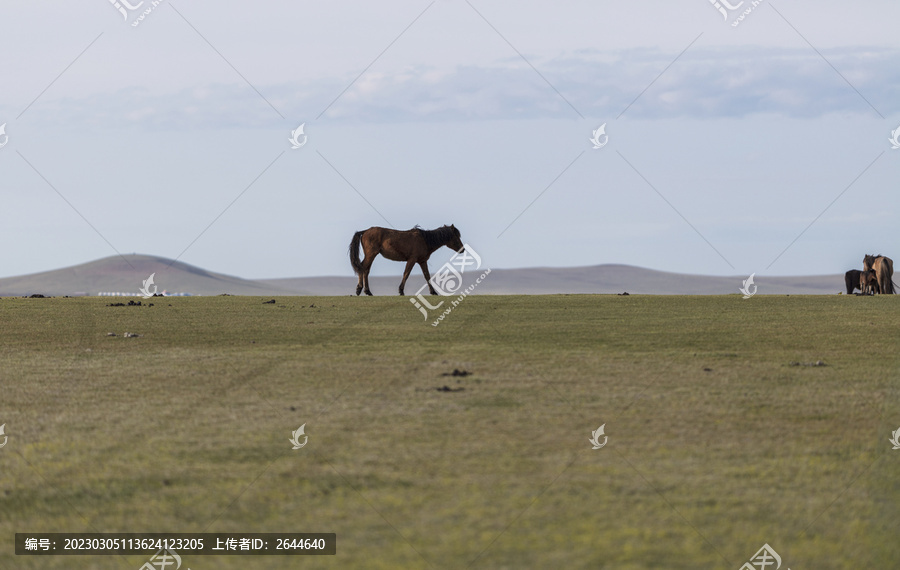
1, 1, 899, 280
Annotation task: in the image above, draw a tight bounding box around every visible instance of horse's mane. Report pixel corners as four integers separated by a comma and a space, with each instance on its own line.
412, 225, 458, 249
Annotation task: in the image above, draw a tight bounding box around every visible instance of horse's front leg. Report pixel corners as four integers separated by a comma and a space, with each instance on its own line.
419, 261, 437, 295
399, 260, 415, 296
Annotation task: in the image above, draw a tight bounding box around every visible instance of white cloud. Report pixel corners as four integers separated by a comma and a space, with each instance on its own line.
5, 45, 898, 129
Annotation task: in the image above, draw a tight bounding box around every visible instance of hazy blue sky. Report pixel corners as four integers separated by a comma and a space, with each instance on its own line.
1, 1, 899, 279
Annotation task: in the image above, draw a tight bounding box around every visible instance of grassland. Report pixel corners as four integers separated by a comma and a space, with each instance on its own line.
0, 294, 898, 569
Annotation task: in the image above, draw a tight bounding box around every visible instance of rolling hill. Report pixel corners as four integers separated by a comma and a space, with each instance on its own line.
0, 255, 298, 297
0, 254, 850, 296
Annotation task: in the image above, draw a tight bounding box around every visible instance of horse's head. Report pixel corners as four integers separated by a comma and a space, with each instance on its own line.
863, 254, 876, 271
448, 224, 464, 253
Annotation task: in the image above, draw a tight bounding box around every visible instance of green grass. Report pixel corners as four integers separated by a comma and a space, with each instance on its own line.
0, 294, 898, 569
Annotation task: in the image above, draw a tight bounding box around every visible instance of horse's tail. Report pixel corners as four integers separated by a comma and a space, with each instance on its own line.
889, 258, 897, 294
349, 230, 365, 275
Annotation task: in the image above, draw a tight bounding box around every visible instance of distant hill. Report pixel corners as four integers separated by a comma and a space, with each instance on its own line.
0, 255, 848, 297
0, 254, 298, 297
261, 265, 846, 296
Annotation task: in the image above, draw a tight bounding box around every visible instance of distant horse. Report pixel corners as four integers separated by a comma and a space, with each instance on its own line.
845, 269, 862, 294
860, 270, 879, 295
863, 254, 895, 294
349, 225, 465, 296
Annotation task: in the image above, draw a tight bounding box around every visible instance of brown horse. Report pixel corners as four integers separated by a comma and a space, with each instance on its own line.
860, 270, 879, 295
349, 225, 465, 296
845, 269, 862, 294
863, 254, 895, 294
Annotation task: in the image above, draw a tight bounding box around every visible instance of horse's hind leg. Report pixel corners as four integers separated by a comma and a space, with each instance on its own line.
398, 260, 416, 296
363, 268, 373, 296
356, 272, 364, 296
362, 257, 375, 296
